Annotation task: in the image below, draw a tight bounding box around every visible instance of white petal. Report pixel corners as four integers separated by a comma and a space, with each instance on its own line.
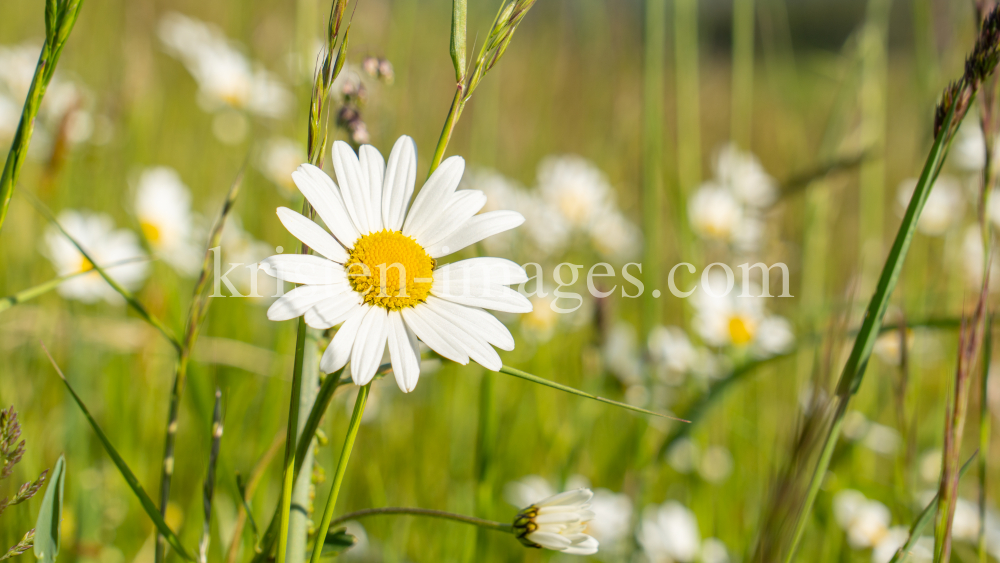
401, 156, 465, 239
381, 135, 417, 231
359, 144, 385, 232
261, 255, 346, 285
424, 298, 514, 351
415, 190, 487, 248
350, 306, 389, 385
292, 164, 361, 248
537, 489, 593, 508
320, 305, 369, 373
526, 532, 572, 550
431, 282, 532, 314
434, 257, 528, 287
275, 207, 349, 263
561, 536, 599, 555
304, 292, 363, 329
535, 512, 582, 525
401, 306, 469, 365
423, 299, 502, 371
426, 211, 525, 258
331, 141, 372, 235
387, 311, 421, 392
267, 283, 348, 321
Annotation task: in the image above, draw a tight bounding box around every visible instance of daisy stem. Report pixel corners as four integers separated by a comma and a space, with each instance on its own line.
0, 256, 150, 314
276, 319, 309, 563
328, 507, 513, 534
308, 384, 371, 563
0, 0, 85, 239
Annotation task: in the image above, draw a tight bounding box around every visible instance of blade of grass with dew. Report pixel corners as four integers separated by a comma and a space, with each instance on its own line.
888, 452, 978, 563
41, 344, 196, 562
781, 72, 976, 563
308, 384, 371, 563
32, 454, 64, 563
498, 366, 686, 420
0, 0, 85, 237
21, 191, 181, 352
199, 389, 223, 563
0, 256, 150, 314
155, 165, 244, 563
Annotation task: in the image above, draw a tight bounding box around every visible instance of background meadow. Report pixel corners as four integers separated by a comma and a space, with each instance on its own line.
0, 0, 996, 561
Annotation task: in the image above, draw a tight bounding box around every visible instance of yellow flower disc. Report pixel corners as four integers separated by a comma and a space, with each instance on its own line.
346, 229, 435, 310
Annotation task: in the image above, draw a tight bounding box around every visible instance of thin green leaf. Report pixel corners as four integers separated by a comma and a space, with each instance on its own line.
499, 365, 688, 421
0, 257, 151, 314
22, 192, 181, 352
41, 344, 196, 562
33, 455, 64, 563
450, 0, 468, 82
888, 452, 977, 563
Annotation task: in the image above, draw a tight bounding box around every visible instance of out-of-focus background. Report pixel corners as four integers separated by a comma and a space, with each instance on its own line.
0, 0, 995, 561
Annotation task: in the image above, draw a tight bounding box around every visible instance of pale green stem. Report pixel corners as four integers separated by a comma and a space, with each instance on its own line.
429, 88, 466, 175
731, 0, 754, 149
276, 319, 309, 563
329, 507, 513, 534
642, 0, 666, 335
674, 0, 701, 193
309, 384, 371, 563
979, 320, 992, 563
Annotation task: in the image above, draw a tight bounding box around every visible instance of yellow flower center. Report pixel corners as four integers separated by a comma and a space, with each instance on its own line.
728, 315, 754, 345
141, 220, 162, 245
78, 256, 94, 273
345, 229, 435, 310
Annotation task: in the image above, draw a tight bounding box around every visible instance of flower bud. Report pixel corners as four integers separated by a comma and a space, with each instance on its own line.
512, 489, 599, 555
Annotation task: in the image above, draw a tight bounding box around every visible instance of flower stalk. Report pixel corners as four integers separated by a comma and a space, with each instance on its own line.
308, 384, 371, 563
329, 506, 513, 534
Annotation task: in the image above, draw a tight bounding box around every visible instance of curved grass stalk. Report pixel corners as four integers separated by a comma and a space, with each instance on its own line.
0, 0, 85, 238
329, 507, 513, 534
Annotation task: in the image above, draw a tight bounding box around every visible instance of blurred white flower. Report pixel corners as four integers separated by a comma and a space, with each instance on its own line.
833, 490, 891, 549
713, 143, 777, 208
648, 325, 697, 383
918, 450, 942, 484
638, 501, 701, 563
862, 423, 901, 457
692, 273, 794, 356
341, 520, 369, 560
603, 322, 643, 385
590, 209, 642, 261
962, 225, 1000, 291
688, 185, 743, 242
219, 216, 275, 298
135, 166, 201, 276
521, 295, 560, 343
586, 489, 633, 546
896, 177, 964, 236
952, 498, 982, 542
700, 538, 730, 563
698, 445, 733, 484
42, 210, 148, 304
666, 438, 700, 474
258, 137, 306, 193
751, 316, 795, 358
538, 155, 611, 229
505, 475, 556, 509
514, 489, 599, 555
873, 329, 914, 366
871, 527, 909, 563
952, 121, 988, 172
0, 93, 17, 142
158, 12, 292, 120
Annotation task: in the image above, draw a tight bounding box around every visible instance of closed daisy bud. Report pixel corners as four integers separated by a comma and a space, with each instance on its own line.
513, 489, 599, 555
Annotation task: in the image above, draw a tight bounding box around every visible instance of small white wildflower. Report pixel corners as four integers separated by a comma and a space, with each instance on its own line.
513, 489, 599, 555
638, 501, 701, 563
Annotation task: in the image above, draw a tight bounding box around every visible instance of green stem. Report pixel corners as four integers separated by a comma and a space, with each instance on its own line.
329, 507, 513, 534
978, 319, 992, 563
730, 0, 754, 148
641, 0, 666, 335
276, 319, 309, 563
429, 88, 466, 175
308, 384, 371, 563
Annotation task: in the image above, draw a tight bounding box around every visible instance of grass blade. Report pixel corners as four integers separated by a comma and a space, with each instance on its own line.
22, 191, 181, 352
499, 365, 688, 421
0, 257, 151, 314
888, 452, 977, 563
41, 344, 196, 562
32, 454, 64, 563
199, 389, 224, 563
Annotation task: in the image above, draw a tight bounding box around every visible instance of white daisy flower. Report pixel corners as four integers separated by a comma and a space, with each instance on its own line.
135, 167, 201, 276
871, 526, 910, 563
688, 184, 743, 242
713, 143, 778, 208
692, 274, 794, 356
538, 155, 611, 229
648, 325, 697, 384
42, 210, 149, 304
952, 121, 988, 172
896, 177, 964, 236
513, 488, 599, 556
638, 501, 701, 563
590, 209, 642, 261
158, 13, 292, 119
262, 136, 530, 392
259, 137, 307, 194
833, 490, 891, 549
